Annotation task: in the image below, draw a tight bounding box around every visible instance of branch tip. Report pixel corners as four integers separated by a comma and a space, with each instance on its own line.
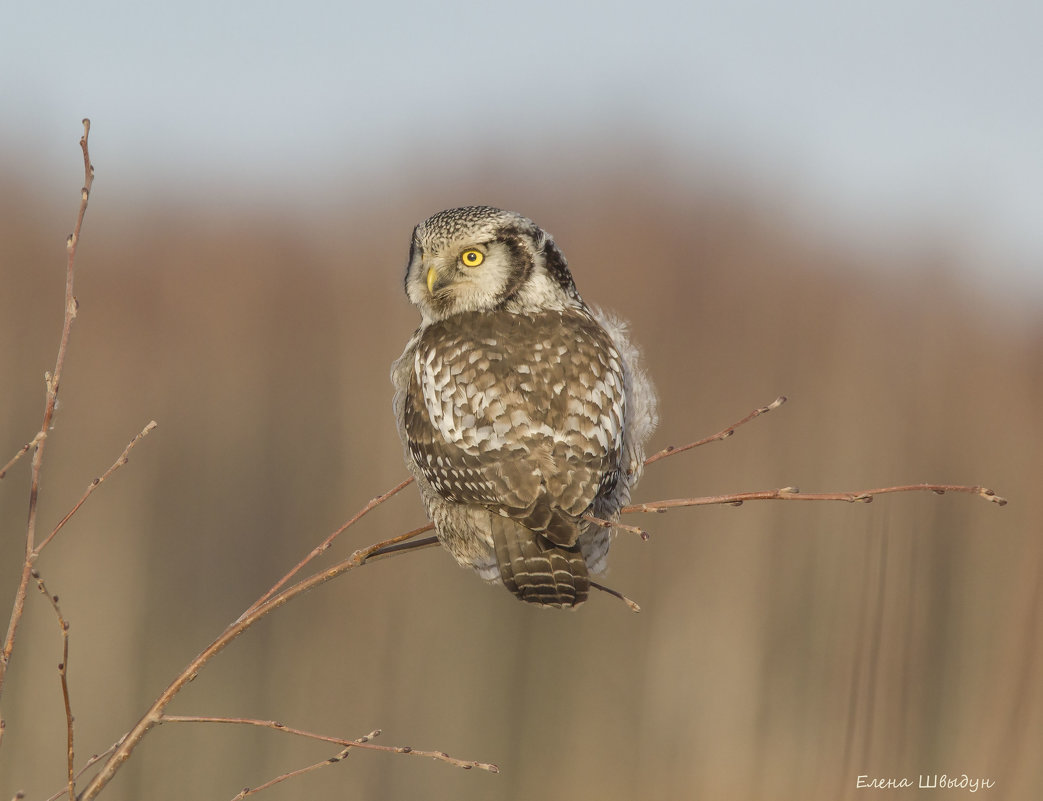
644, 394, 787, 466
981, 488, 1007, 506
625, 483, 1007, 514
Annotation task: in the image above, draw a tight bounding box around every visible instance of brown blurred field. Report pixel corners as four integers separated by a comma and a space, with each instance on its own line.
1, 151, 1040, 800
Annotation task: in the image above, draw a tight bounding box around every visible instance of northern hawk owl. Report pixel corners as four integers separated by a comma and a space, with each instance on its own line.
392, 206, 657, 608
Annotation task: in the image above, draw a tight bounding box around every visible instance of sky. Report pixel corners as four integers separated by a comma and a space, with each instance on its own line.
3, 0, 1042, 295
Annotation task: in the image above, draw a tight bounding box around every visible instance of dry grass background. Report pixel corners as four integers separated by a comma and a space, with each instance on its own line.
1, 150, 1040, 799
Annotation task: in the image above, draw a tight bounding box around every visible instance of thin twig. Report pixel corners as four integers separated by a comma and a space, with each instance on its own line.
1, 119, 94, 701
227, 729, 381, 800
361, 524, 436, 561
228, 746, 355, 799
622, 483, 1008, 514
243, 477, 415, 617
643, 395, 787, 467
76, 521, 449, 800
33, 571, 75, 801
160, 716, 499, 773
41, 741, 121, 801
35, 421, 158, 554
0, 432, 44, 480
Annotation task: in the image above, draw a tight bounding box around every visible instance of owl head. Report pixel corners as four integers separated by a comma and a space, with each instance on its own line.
404, 206, 581, 322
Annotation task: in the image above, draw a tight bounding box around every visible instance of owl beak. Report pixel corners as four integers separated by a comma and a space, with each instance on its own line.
426, 265, 438, 295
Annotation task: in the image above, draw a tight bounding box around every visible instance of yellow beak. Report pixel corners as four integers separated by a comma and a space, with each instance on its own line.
426, 266, 438, 294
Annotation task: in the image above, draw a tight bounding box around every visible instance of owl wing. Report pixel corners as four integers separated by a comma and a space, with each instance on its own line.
404, 307, 626, 547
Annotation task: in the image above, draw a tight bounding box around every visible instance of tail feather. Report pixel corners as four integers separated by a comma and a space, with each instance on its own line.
489, 515, 589, 608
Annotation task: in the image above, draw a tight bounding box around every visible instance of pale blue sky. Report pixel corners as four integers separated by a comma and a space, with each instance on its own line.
3, 0, 1041, 293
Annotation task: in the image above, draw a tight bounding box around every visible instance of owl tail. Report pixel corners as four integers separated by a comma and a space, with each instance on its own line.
489, 516, 590, 608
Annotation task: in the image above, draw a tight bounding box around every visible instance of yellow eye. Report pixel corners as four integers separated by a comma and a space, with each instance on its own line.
460, 249, 484, 267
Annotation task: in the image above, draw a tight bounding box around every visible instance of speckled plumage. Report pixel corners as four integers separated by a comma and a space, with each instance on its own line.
392, 206, 657, 608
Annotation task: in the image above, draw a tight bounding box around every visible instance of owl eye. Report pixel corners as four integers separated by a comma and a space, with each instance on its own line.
460, 249, 484, 267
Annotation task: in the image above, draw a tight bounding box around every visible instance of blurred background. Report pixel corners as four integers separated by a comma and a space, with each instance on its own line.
1, 1, 1041, 799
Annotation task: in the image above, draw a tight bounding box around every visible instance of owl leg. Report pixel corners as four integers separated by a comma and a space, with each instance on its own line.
488, 515, 589, 608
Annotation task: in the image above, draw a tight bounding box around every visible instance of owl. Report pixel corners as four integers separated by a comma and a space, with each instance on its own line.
391, 206, 657, 608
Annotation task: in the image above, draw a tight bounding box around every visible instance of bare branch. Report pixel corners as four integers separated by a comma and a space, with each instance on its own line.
244, 477, 415, 616
41, 742, 121, 801
623, 483, 1008, 514
34, 421, 158, 555
226, 729, 380, 800
33, 572, 75, 800
643, 395, 787, 467
0, 432, 44, 480
160, 716, 498, 773
362, 524, 436, 562
228, 746, 355, 799
1, 119, 95, 701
